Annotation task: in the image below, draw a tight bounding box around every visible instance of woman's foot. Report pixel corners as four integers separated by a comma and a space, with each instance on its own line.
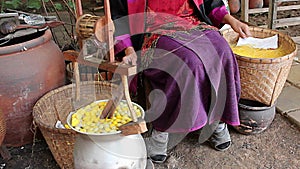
146, 158, 155, 169
209, 123, 232, 151
145, 129, 168, 163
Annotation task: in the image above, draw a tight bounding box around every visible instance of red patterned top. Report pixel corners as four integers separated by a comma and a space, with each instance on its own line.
146, 0, 203, 33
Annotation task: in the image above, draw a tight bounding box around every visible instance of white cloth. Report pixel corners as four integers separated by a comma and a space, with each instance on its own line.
236, 35, 278, 49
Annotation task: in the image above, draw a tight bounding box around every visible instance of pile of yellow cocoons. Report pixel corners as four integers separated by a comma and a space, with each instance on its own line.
230, 44, 288, 59
70, 101, 142, 134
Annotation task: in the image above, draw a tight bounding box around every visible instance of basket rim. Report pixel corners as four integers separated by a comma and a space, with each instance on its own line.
32, 81, 116, 134
222, 26, 297, 63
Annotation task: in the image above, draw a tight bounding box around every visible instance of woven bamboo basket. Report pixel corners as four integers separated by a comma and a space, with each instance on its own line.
0, 110, 6, 146
222, 26, 297, 106
76, 14, 103, 40
32, 81, 117, 169
75, 14, 114, 42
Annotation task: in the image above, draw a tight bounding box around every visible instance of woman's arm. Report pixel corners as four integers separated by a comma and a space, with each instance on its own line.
201, 0, 251, 38
203, 0, 229, 28
222, 14, 252, 38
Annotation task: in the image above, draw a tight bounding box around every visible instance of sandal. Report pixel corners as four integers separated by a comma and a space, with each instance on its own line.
146, 158, 155, 169
209, 123, 232, 151
145, 129, 168, 164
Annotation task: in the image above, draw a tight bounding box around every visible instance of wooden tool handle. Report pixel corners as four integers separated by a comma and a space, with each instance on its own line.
100, 75, 124, 118
118, 75, 148, 135
73, 61, 81, 101
121, 75, 137, 122
100, 91, 123, 118
100, 99, 115, 118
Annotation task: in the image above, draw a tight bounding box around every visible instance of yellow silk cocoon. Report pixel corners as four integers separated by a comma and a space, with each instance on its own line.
230, 45, 288, 59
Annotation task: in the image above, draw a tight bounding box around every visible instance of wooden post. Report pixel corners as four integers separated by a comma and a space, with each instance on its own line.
75, 0, 83, 18
74, 0, 83, 101
241, 0, 250, 22
268, 0, 278, 29
104, 0, 115, 62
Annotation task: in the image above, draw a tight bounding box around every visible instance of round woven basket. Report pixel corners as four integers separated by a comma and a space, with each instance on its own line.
33, 81, 117, 169
75, 14, 103, 40
75, 14, 114, 42
222, 26, 297, 106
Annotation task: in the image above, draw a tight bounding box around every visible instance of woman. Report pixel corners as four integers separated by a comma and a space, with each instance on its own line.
110, 0, 251, 164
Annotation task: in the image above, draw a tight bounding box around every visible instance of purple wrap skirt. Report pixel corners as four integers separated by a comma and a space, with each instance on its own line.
141, 29, 240, 133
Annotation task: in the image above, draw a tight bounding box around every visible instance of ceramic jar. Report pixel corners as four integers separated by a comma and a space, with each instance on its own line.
0, 29, 65, 147
234, 99, 276, 135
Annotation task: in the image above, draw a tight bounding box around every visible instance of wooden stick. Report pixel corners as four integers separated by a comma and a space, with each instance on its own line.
75, 0, 83, 18
121, 75, 137, 122
104, 0, 114, 62
73, 61, 80, 101
63, 50, 137, 76
100, 75, 137, 121
118, 75, 148, 135
119, 118, 148, 136
100, 83, 124, 119
72, 0, 83, 103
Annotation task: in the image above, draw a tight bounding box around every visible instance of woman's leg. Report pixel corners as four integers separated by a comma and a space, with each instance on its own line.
145, 129, 169, 163
142, 34, 211, 163
143, 35, 211, 133
142, 30, 240, 161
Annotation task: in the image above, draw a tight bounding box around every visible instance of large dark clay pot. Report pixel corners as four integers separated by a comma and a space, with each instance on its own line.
263, 0, 282, 7
228, 0, 241, 14
0, 29, 66, 147
249, 0, 264, 9
234, 99, 276, 135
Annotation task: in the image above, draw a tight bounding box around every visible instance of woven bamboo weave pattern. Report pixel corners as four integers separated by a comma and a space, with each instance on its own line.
222, 26, 297, 106
75, 14, 102, 40
33, 81, 118, 169
0, 110, 6, 146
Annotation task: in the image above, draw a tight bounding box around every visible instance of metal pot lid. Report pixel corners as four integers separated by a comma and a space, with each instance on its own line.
0, 27, 48, 46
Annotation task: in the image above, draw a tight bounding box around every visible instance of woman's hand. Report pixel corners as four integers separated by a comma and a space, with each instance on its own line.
123, 47, 137, 65
222, 14, 252, 38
